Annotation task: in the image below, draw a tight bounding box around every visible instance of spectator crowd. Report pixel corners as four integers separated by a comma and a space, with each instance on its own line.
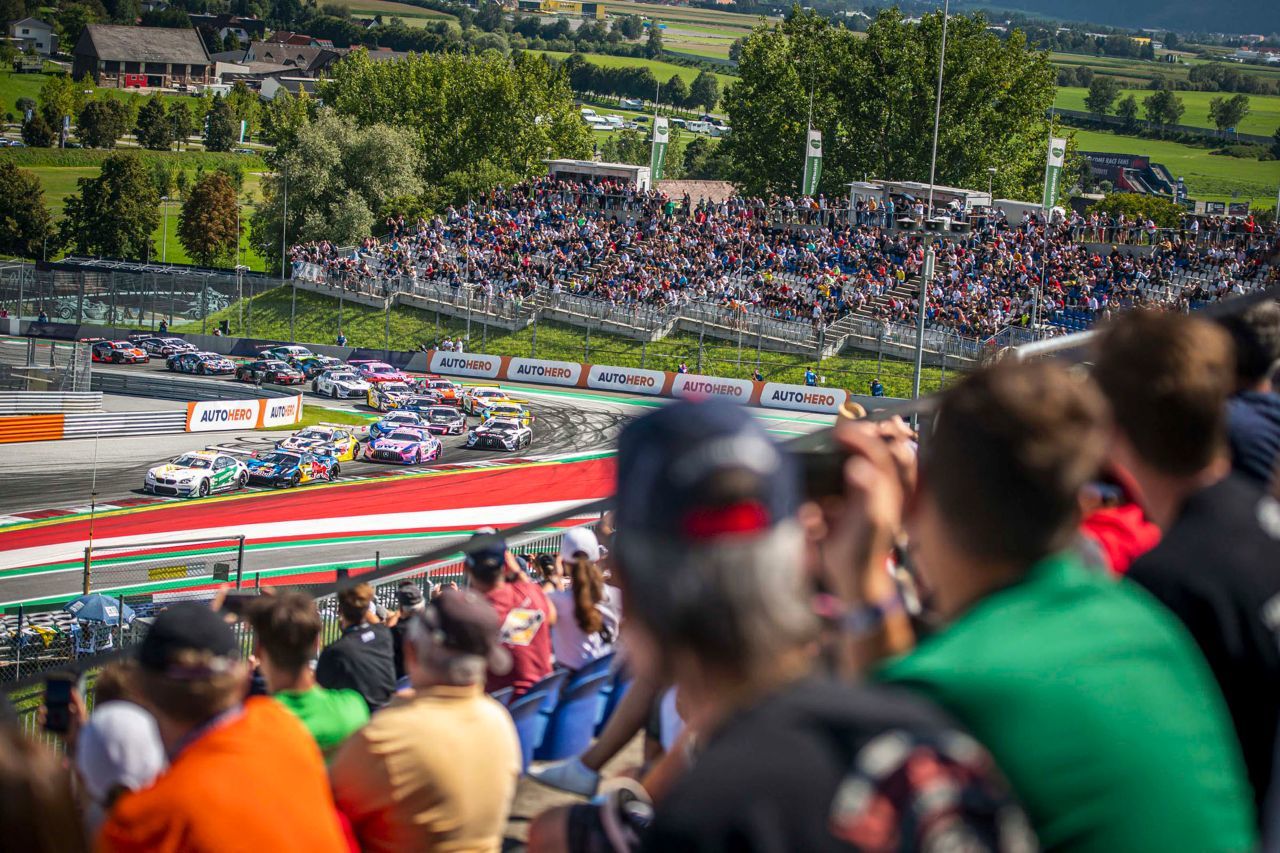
291, 177, 1279, 345
5, 297, 1280, 852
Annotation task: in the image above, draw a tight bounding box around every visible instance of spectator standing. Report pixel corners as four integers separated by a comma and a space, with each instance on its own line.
390, 581, 427, 682
546, 527, 621, 672
677, 361, 688, 374
869, 378, 885, 397
804, 367, 817, 386
250, 591, 369, 758
336, 331, 347, 347
464, 532, 556, 696
1094, 311, 1280, 818
824, 361, 1256, 850
315, 583, 397, 712
1216, 303, 1280, 486
157, 318, 168, 334
330, 590, 521, 853
37, 309, 48, 323
531, 400, 1034, 852
99, 603, 348, 852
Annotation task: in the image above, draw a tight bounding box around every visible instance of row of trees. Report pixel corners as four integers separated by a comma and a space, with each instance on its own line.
561, 54, 721, 112
0, 157, 242, 267
1084, 76, 1254, 133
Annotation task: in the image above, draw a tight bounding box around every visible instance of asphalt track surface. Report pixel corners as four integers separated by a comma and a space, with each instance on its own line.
0, 361, 830, 606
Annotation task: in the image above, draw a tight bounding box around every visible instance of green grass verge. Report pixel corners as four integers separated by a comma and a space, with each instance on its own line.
0, 148, 266, 170
1055, 86, 1280, 137
171, 287, 957, 397
1070, 127, 1280, 208
344, 0, 457, 20
264, 407, 375, 430
541, 51, 737, 90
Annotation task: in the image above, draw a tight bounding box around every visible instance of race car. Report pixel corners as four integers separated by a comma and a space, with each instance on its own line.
91, 340, 149, 364
259, 345, 313, 362
135, 336, 196, 357
144, 451, 248, 498
422, 377, 461, 406
350, 360, 409, 384
368, 411, 427, 441
395, 394, 443, 416
167, 351, 235, 375
366, 381, 414, 413
275, 424, 361, 462
465, 417, 533, 451
235, 359, 306, 385
289, 354, 344, 379
462, 386, 509, 416
244, 449, 340, 488
312, 369, 371, 399
364, 427, 443, 465
422, 405, 466, 435
477, 400, 534, 427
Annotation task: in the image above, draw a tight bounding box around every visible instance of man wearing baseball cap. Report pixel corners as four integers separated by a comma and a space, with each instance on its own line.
330, 589, 521, 852
464, 529, 556, 696
99, 603, 348, 852
530, 399, 1031, 852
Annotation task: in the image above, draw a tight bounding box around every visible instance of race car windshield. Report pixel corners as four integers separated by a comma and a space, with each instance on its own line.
369, 365, 394, 373
256, 452, 297, 465
387, 432, 422, 442
429, 381, 451, 389
487, 423, 517, 433
406, 397, 434, 406
264, 361, 290, 369
330, 373, 357, 382
172, 455, 212, 469
428, 409, 455, 421
297, 429, 329, 440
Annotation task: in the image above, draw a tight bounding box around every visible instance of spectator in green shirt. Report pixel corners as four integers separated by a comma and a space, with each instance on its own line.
250, 591, 369, 759
817, 361, 1256, 852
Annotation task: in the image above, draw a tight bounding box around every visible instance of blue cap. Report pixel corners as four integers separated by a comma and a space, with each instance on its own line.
614, 399, 798, 552
464, 530, 507, 579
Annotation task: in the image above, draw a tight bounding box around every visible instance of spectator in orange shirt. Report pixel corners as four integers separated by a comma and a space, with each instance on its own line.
98, 603, 349, 853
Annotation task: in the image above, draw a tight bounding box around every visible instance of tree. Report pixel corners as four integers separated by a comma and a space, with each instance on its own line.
250, 110, 423, 266
728, 37, 744, 62
318, 50, 591, 189
135, 95, 173, 150
77, 98, 130, 148
56, 2, 103, 50
1272, 125, 1280, 160
723, 8, 1056, 198
1208, 93, 1250, 133
226, 80, 258, 141
690, 70, 720, 113
223, 31, 241, 52
38, 73, 89, 130
0, 162, 55, 259
664, 73, 688, 109
15, 97, 36, 118
1116, 94, 1139, 133
60, 154, 159, 260
1084, 76, 1120, 118
1143, 88, 1184, 133
645, 21, 663, 58
178, 171, 241, 267
21, 113, 56, 147
169, 100, 197, 149
104, 0, 140, 24
203, 95, 236, 151
260, 89, 313, 147
0, 0, 25, 28
615, 14, 642, 40
1089, 193, 1184, 228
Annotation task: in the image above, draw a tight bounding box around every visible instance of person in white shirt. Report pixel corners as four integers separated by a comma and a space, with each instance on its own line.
547, 527, 621, 672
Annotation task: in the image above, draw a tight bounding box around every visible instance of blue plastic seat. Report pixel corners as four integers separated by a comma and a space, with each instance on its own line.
507, 670, 569, 770
534, 667, 614, 761
596, 669, 635, 736
489, 686, 514, 707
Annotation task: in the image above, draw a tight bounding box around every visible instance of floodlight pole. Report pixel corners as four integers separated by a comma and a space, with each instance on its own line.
913, 0, 950, 421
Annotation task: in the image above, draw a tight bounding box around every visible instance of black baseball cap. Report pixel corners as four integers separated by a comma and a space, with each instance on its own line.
614, 398, 799, 556
137, 603, 240, 677
464, 529, 507, 579
418, 589, 511, 675
397, 582, 424, 609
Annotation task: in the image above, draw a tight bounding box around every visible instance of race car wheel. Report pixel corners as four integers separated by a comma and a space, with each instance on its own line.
197, 480, 210, 498
197, 364, 207, 375
331, 463, 341, 479
238, 471, 249, 488
287, 473, 300, 488
331, 388, 338, 399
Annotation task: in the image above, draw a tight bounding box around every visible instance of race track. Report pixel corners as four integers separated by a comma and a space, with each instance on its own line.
0, 360, 832, 606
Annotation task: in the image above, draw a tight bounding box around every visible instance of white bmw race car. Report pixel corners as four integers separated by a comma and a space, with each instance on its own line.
465, 417, 533, 451
313, 369, 371, 399
144, 450, 249, 498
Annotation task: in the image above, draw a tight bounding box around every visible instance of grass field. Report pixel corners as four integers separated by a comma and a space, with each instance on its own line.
597, 0, 764, 32
1071, 127, 1280, 208
174, 287, 955, 396
541, 51, 737, 91
1056, 86, 1280, 136
344, 0, 457, 27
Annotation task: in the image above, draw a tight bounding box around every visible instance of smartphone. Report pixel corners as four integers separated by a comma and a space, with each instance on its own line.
43, 673, 75, 734
219, 591, 259, 619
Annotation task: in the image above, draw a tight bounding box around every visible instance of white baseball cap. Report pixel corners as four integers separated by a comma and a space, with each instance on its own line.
559, 526, 601, 563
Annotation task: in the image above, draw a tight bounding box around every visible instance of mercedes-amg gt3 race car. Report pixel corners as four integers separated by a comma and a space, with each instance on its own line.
144, 450, 248, 498
313, 369, 371, 399
465, 417, 533, 451
366, 381, 414, 413
167, 351, 235, 375
275, 424, 361, 462
364, 427, 443, 465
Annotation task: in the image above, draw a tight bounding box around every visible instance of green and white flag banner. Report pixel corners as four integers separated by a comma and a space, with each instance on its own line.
1042, 136, 1066, 210
650, 117, 670, 181
802, 129, 823, 196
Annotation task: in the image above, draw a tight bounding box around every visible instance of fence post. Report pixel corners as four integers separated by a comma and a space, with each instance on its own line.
83, 547, 91, 595
384, 298, 391, 356
375, 551, 381, 573
17, 264, 24, 323
117, 594, 126, 646
584, 324, 591, 363
530, 314, 538, 358
14, 603, 22, 677
641, 340, 647, 369
76, 271, 85, 325
697, 326, 704, 374
201, 277, 209, 335
235, 535, 246, 589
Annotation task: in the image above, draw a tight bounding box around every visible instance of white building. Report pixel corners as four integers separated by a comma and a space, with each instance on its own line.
8, 18, 56, 55
544, 159, 652, 190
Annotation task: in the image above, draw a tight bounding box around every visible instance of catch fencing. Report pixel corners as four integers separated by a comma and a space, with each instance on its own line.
0, 335, 91, 392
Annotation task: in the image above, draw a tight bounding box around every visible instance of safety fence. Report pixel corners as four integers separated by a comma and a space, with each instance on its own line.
3, 524, 592, 738
0, 335, 91, 392
0, 391, 102, 414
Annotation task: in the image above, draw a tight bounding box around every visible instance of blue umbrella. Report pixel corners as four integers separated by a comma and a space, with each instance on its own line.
63, 594, 135, 626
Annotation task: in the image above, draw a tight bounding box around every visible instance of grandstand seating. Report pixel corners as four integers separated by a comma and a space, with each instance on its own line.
534, 665, 615, 762
508, 668, 569, 770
